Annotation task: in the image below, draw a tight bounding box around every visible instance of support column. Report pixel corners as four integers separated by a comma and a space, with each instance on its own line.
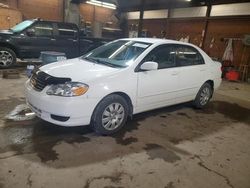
138, 0, 145, 37
64, 0, 80, 26
201, 1, 211, 49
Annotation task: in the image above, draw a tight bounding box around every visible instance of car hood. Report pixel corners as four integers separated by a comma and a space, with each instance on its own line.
40, 58, 122, 82
0, 30, 13, 35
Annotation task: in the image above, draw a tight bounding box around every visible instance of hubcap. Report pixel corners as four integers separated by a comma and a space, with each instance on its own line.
0, 51, 13, 66
200, 87, 211, 106
102, 103, 125, 131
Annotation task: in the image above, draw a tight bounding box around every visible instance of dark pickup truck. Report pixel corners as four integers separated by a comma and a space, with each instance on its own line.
0, 19, 111, 68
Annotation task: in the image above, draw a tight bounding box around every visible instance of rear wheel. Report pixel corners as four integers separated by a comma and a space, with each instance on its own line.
193, 83, 213, 109
91, 94, 129, 135
0, 47, 16, 68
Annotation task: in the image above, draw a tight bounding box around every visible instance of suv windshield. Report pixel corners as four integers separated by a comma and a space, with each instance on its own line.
11, 20, 35, 32
82, 40, 151, 68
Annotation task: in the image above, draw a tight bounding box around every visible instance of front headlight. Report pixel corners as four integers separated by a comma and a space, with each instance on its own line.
46, 82, 89, 97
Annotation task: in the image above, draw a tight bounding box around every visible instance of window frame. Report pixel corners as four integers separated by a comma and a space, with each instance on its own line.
135, 43, 205, 72
28, 21, 55, 37
55, 23, 78, 39
135, 44, 177, 72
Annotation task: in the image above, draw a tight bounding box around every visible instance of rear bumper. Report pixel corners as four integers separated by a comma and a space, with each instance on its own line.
25, 80, 98, 126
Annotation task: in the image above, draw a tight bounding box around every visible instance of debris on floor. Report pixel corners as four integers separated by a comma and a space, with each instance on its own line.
2, 70, 20, 79
5, 104, 36, 121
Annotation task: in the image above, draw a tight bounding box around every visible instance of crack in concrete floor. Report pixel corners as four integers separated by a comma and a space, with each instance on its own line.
193, 155, 234, 188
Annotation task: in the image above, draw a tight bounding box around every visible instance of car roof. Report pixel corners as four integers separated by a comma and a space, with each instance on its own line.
30, 19, 77, 26
121, 37, 197, 47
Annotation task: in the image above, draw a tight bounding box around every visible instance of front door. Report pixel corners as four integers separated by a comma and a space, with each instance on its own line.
16, 22, 55, 58
136, 44, 179, 113
53, 23, 79, 58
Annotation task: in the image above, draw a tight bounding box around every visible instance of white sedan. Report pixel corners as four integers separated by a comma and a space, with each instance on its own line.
25, 38, 222, 135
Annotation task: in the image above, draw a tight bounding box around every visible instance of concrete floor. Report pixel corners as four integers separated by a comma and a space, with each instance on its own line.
0, 70, 250, 188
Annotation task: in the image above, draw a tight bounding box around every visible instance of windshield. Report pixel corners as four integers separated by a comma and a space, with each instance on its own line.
11, 20, 35, 32
82, 40, 151, 68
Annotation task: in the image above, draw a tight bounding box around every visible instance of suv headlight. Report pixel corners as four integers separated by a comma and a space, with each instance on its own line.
46, 82, 89, 97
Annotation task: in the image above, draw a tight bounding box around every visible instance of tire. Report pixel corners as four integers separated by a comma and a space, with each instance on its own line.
91, 94, 129, 135
193, 83, 213, 109
0, 47, 16, 68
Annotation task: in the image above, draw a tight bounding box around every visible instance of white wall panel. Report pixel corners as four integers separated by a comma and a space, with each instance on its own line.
170, 6, 207, 18
144, 10, 168, 19
127, 11, 140, 20
211, 3, 250, 16
126, 9, 168, 20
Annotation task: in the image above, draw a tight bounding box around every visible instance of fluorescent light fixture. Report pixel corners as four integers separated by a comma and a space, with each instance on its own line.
86, 0, 116, 9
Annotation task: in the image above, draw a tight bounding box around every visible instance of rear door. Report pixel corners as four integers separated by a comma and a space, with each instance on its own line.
174, 44, 207, 102
53, 23, 79, 58
16, 21, 55, 58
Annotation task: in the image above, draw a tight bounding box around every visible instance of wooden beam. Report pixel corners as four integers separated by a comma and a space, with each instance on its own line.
201, 1, 211, 49
137, 0, 145, 37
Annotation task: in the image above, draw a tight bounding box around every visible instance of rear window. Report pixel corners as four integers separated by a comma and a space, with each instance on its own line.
175, 46, 205, 66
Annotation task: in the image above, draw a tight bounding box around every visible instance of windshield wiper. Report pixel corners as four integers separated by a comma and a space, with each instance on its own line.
83, 57, 124, 68
83, 57, 97, 63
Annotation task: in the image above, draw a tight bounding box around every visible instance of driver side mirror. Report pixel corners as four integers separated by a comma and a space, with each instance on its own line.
26, 29, 35, 37
140, 61, 158, 71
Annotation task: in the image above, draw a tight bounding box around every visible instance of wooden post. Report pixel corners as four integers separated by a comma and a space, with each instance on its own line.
166, 5, 171, 39
138, 0, 145, 37
201, 0, 211, 49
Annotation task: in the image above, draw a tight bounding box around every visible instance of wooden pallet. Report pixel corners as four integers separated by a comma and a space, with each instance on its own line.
2, 69, 20, 79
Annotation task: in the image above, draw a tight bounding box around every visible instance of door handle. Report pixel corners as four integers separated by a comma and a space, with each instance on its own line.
199, 69, 206, 72
68, 39, 77, 42
51, 38, 56, 41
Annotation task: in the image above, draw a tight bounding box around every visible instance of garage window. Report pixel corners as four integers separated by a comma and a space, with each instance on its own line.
175, 45, 205, 66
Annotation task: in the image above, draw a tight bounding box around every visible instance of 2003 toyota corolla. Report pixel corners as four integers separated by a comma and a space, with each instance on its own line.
25, 38, 222, 135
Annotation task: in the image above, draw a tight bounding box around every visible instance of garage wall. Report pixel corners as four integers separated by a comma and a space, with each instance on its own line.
0, 0, 63, 24
167, 19, 205, 47
0, 0, 18, 8
143, 19, 167, 37
18, 0, 63, 21
204, 18, 250, 66
0, 7, 22, 29
128, 19, 167, 37
128, 18, 205, 45
127, 3, 250, 66
140, 18, 250, 66
80, 3, 118, 26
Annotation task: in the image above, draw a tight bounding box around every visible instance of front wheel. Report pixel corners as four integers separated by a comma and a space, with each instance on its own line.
0, 47, 16, 68
91, 94, 129, 135
193, 83, 213, 109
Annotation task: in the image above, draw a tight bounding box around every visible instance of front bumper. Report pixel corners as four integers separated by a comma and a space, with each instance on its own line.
25, 80, 98, 126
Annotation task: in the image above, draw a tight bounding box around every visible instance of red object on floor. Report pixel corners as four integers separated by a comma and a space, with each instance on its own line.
225, 70, 240, 81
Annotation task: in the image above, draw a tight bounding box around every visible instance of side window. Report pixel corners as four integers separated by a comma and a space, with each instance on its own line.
31, 22, 53, 37
176, 46, 204, 66
143, 45, 176, 69
57, 23, 77, 38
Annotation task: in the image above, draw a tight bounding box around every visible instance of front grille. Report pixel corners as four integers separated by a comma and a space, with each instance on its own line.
30, 73, 47, 91
30, 70, 71, 92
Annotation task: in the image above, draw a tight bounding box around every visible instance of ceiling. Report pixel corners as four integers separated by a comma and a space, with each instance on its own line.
116, 0, 250, 11
72, 0, 250, 11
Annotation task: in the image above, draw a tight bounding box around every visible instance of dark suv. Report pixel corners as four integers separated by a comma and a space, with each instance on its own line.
0, 19, 111, 68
